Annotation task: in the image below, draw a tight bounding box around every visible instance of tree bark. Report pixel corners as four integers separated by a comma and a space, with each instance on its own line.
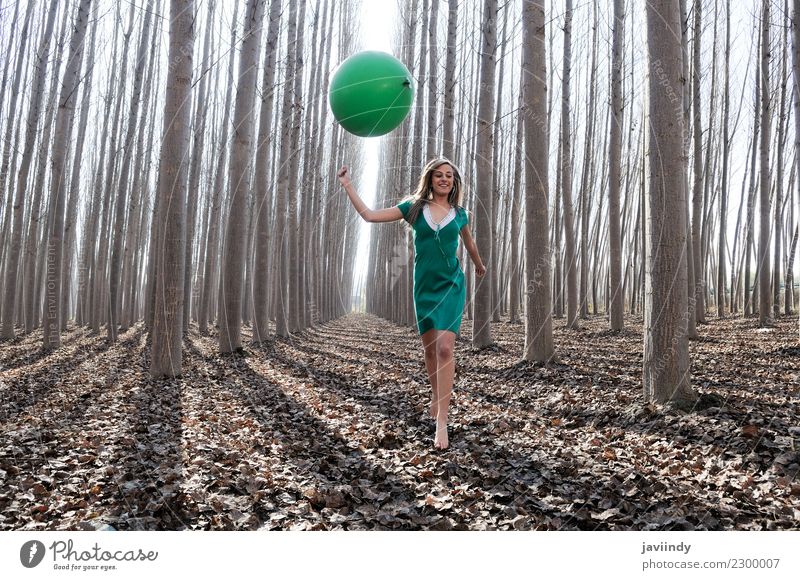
199, 2, 239, 335
521, 0, 554, 363
42, 0, 93, 349
560, 0, 578, 330
252, 0, 282, 342
718, 0, 730, 318
608, 0, 625, 331
442, 0, 457, 159
472, 0, 496, 348
643, 0, 696, 405
792, 0, 800, 326
273, 0, 298, 338
690, 0, 707, 327
758, 0, 772, 326
108, 0, 154, 342
150, 0, 194, 378
219, 0, 266, 353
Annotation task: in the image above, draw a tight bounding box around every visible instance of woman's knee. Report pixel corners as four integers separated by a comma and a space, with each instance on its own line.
424, 344, 437, 360
436, 340, 454, 361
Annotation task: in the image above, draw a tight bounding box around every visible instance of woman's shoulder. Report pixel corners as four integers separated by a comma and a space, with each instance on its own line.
396, 197, 415, 218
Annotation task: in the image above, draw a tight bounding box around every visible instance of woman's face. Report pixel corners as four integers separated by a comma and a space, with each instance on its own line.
430, 164, 454, 196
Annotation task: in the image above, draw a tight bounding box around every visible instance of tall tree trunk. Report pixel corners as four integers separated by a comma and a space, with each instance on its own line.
758, 0, 773, 326
644, 0, 696, 405
42, 0, 93, 349
219, 0, 266, 353
490, 7, 508, 323
150, 0, 194, 378
287, 0, 306, 334
273, 0, 298, 338
579, 2, 598, 320
718, 0, 730, 318
108, 0, 154, 342
680, 0, 698, 339
426, 0, 439, 160
181, 0, 216, 334
122, 4, 160, 330
792, 0, 800, 327
560, 0, 578, 329
27, 5, 70, 333
442, 0, 457, 159
93, 5, 135, 334
691, 0, 705, 326
745, 25, 761, 316
472, 0, 496, 348
774, 0, 789, 319
608, 0, 625, 331
521, 0, 553, 362
252, 0, 282, 342
509, 83, 524, 324
62, 1, 100, 331
199, 2, 238, 335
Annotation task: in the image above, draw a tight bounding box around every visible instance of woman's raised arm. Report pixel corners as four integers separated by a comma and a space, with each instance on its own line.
338, 165, 404, 223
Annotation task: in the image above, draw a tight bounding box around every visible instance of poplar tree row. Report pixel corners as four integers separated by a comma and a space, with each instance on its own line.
0, 0, 797, 405
0, 0, 366, 376
365, 0, 798, 405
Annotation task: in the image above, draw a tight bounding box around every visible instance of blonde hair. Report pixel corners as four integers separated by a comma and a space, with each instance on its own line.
403, 157, 465, 225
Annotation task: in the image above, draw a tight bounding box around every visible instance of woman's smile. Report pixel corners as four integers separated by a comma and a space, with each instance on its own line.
432, 167, 454, 194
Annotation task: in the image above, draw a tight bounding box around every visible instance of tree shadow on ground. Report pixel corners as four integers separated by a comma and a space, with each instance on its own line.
184, 337, 429, 530
0, 328, 142, 425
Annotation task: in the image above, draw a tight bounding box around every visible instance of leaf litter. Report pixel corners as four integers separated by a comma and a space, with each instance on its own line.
0, 313, 798, 531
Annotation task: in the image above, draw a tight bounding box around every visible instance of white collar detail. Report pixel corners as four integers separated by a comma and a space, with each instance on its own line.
423, 203, 456, 231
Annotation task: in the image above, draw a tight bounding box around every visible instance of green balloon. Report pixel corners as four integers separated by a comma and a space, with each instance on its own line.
328, 51, 414, 137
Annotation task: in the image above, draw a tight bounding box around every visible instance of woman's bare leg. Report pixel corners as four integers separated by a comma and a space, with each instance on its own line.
421, 329, 439, 419
434, 330, 456, 449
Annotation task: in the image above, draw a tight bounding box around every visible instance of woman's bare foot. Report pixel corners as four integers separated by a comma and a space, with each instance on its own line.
434, 418, 448, 449
429, 400, 438, 420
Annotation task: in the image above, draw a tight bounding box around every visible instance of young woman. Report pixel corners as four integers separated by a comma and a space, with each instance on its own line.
338, 158, 486, 449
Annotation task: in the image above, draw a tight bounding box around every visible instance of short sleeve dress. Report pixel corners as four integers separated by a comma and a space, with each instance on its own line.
396, 199, 469, 336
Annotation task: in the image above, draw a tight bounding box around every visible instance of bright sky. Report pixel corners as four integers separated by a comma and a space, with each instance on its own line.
351, 0, 398, 308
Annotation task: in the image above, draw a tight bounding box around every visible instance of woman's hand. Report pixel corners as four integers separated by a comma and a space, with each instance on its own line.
337, 165, 350, 187
475, 263, 486, 277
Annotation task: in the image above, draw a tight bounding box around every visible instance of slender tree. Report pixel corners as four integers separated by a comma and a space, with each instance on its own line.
792, 0, 800, 333
181, 0, 216, 334
560, 0, 578, 330
758, 0, 772, 326
252, 0, 283, 342
718, 0, 731, 318
608, 0, 625, 331
273, 0, 299, 338
199, 2, 239, 335
472, 0, 496, 348
774, 0, 789, 319
442, 0, 457, 158
42, 0, 93, 349
691, 0, 705, 325
219, 0, 266, 353
150, 0, 194, 378
109, 0, 154, 342
521, 0, 554, 362
644, 0, 696, 405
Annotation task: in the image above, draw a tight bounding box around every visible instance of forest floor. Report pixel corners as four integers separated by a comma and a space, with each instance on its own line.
1, 312, 799, 531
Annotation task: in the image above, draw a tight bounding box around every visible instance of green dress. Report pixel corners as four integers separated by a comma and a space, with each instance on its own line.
396, 199, 469, 336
